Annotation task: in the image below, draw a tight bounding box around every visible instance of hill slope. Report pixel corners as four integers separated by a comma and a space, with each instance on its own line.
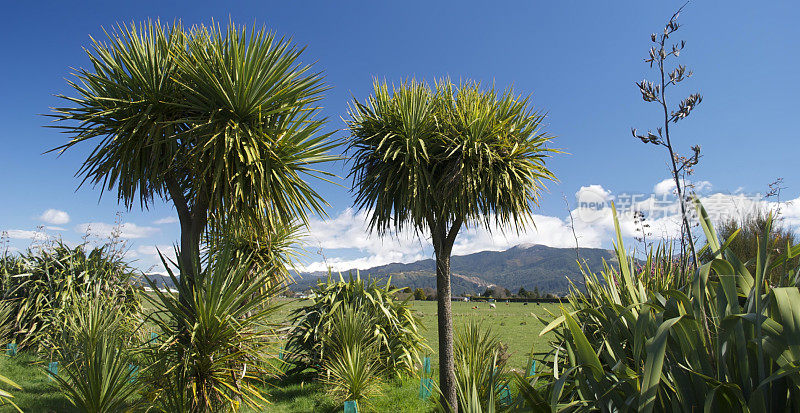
292, 244, 615, 295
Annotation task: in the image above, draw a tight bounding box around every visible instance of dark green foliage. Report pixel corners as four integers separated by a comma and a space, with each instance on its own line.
534, 201, 800, 412
413, 288, 427, 301
285, 273, 426, 377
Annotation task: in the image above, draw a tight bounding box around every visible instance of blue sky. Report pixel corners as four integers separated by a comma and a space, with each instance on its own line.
1, 1, 799, 271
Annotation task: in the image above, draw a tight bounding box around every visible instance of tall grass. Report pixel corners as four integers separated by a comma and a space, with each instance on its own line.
0, 240, 139, 351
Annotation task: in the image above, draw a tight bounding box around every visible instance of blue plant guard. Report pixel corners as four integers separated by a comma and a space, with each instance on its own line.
419, 377, 434, 400
528, 360, 537, 378
344, 400, 358, 413
128, 364, 139, 383
278, 346, 284, 360
150, 332, 158, 343
496, 383, 512, 406
47, 361, 58, 380
422, 356, 431, 376
6, 343, 17, 357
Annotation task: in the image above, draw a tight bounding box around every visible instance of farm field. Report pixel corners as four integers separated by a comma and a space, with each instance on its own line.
270, 298, 560, 371
0, 299, 559, 412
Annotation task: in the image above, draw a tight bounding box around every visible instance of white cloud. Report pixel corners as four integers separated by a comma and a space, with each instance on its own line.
296, 181, 800, 274
653, 178, 712, 196
39, 209, 70, 225
299, 208, 428, 272
299, 205, 611, 273
3, 229, 46, 240
75, 222, 159, 239
46, 226, 66, 231
136, 245, 174, 256
153, 216, 178, 225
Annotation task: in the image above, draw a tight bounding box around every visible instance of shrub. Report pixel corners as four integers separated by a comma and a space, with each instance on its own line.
320, 304, 382, 403
711, 208, 799, 287
285, 272, 425, 377
143, 248, 283, 413
0, 240, 139, 350
537, 201, 800, 412
451, 321, 509, 412
48, 288, 143, 413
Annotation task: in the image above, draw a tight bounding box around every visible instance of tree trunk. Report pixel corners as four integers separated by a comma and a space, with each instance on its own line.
178, 218, 200, 292
165, 174, 207, 307
435, 248, 457, 412
432, 218, 462, 412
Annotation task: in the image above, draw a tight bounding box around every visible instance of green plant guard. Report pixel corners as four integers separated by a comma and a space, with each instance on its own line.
344, 400, 358, 413
419, 378, 433, 400
47, 361, 58, 380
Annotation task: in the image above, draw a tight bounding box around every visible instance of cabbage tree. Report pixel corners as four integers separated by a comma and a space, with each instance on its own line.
346, 79, 557, 411
51, 21, 337, 292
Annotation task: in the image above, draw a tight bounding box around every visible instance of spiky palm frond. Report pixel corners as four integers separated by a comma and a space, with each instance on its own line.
175, 22, 339, 231
346, 79, 558, 234
320, 305, 383, 403
50, 20, 186, 209
51, 21, 340, 285
205, 214, 305, 287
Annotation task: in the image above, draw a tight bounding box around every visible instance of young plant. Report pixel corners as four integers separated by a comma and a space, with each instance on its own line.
143, 248, 283, 413
48, 288, 142, 413
451, 321, 509, 413
320, 305, 383, 403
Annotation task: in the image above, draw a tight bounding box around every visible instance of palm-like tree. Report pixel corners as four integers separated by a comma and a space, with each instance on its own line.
51, 21, 337, 293
346, 79, 558, 411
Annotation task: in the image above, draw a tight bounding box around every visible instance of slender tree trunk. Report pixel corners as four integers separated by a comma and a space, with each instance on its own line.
435, 246, 457, 412
431, 218, 462, 412
165, 174, 207, 306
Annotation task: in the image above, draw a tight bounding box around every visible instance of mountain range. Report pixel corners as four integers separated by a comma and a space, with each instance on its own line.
291, 244, 616, 296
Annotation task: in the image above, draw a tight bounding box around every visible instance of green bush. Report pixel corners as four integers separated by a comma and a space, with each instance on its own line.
0, 240, 139, 350
451, 321, 509, 412
143, 248, 283, 413
48, 288, 143, 413
711, 208, 799, 287
320, 304, 383, 403
285, 272, 425, 377
536, 201, 800, 412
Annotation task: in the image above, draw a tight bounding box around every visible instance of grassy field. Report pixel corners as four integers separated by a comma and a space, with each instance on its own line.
0, 299, 559, 412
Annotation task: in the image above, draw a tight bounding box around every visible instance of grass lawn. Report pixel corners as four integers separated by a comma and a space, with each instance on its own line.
0, 352, 78, 413
0, 299, 559, 412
